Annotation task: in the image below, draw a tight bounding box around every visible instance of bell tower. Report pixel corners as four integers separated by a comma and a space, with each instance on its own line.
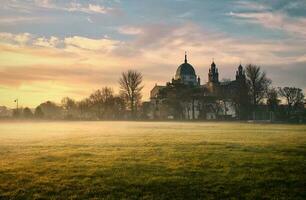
208, 60, 219, 83
235, 64, 246, 82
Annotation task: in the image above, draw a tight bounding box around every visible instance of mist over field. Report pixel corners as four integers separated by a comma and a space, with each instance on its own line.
1, 0, 306, 199
0, 121, 305, 199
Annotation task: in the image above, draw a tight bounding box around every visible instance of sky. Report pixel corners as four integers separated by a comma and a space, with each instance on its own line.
1, 0, 306, 108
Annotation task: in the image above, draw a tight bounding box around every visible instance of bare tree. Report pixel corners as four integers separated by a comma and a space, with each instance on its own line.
245, 64, 271, 107
78, 98, 91, 118
61, 97, 76, 117
119, 70, 143, 118
278, 87, 304, 113
112, 96, 126, 119
89, 87, 114, 119
266, 87, 280, 111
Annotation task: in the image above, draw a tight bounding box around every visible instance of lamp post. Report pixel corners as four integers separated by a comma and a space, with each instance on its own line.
14, 99, 18, 113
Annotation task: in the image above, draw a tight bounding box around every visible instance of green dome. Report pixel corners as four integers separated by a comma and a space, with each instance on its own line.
175, 62, 196, 77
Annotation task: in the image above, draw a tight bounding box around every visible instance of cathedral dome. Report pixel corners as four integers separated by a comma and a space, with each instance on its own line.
176, 62, 196, 77
175, 53, 196, 78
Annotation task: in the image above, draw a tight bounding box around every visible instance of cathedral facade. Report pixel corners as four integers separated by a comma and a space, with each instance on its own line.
147, 53, 248, 120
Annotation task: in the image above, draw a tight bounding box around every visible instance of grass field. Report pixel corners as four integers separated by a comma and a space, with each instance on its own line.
0, 121, 305, 199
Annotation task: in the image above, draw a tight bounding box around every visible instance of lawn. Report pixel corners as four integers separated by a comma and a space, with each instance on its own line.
0, 121, 305, 199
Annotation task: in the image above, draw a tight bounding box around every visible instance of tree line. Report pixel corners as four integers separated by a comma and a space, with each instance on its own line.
12, 70, 144, 120
228, 64, 305, 122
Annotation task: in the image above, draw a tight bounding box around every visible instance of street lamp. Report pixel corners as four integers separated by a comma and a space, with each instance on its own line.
14, 99, 18, 112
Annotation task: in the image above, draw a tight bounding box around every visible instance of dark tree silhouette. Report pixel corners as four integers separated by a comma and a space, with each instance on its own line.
230, 80, 250, 119
61, 97, 76, 111
61, 97, 77, 119
34, 106, 44, 118
267, 87, 280, 111
112, 96, 126, 119
77, 98, 91, 118
89, 87, 114, 119
278, 87, 304, 114
119, 70, 143, 118
12, 109, 21, 118
245, 64, 271, 107
38, 101, 62, 119
89, 89, 104, 118
23, 107, 33, 118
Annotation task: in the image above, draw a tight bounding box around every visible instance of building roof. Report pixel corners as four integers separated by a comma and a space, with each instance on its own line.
176, 63, 196, 76
175, 53, 196, 78
150, 85, 166, 99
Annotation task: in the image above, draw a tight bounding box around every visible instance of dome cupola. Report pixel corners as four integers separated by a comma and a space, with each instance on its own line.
175, 52, 196, 78
174, 52, 198, 86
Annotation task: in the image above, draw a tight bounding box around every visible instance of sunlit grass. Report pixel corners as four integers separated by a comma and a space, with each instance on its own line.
0, 122, 305, 199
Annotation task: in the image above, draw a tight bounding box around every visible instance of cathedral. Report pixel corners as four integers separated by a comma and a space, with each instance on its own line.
147, 53, 248, 120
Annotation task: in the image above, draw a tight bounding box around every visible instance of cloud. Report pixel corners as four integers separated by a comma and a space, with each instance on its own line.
34, 0, 53, 8
117, 26, 144, 35
0, 64, 118, 87
0, 16, 43, 24
0, 32, 32, 45
233, 1, 269, 11
66, 3, 110, 14
64, 36, 119, 51
3, 0, 113, 15
88, 4, 108, 14
113, 23, 305, 66
228, 2, 306, 38
33, 36, 60, 48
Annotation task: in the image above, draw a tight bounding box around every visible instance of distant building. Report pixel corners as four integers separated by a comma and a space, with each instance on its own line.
145, 53, 248, 120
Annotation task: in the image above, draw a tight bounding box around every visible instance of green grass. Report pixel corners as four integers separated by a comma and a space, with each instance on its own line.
0, 121, 305, 199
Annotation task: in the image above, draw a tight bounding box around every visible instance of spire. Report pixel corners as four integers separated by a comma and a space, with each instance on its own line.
184, 51, 187, 63
211, 58, 216, 68
238, 62, 243, 72
236, 61, 246, 81
239, 61, 242, 68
